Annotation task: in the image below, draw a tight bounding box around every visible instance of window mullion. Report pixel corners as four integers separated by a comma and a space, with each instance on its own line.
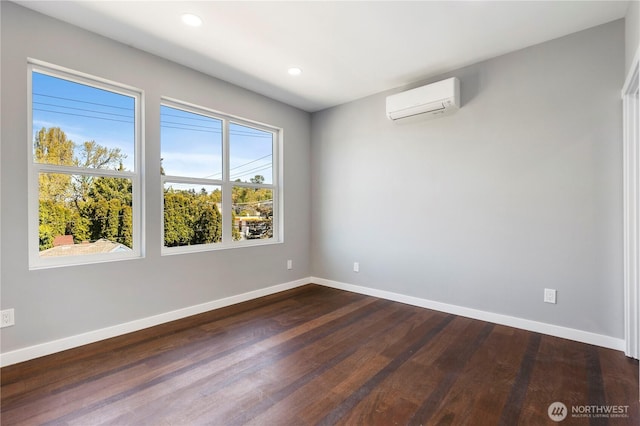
231, 182, 275, 190
163, 175, 223, 187
222, 119, 232, 243
34, 163, 136, 178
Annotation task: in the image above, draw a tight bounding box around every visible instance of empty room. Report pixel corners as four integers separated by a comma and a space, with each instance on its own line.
1, 0, 639, 424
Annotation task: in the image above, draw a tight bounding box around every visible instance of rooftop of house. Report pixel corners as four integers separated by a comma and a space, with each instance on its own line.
40, 239, 132, 257
52, 235, 74, 247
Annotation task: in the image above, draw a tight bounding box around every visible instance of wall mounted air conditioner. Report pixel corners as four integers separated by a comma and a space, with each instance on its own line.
386, 77, 460, 121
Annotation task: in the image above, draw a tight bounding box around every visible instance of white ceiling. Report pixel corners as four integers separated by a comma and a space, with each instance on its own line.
15, 1, 630, 112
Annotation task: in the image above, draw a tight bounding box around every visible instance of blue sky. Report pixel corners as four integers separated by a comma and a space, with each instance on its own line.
161, 105, 273, 183
32, 71, 273, 183
32, 71, 136, 171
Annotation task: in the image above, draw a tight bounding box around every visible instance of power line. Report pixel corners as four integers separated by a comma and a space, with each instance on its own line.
33, 108, 134, 124
33, 92, 132, 110
230, 164, 272, 180
34, 101, 133, 119
230, 128, 272, 137
202, 154, 272, 179
161, 111, 272, 137
161, 119, 218, 131
233, 199, 273, 206
161, 111, 220, 123
160, 122, 272, 138
160, 124, 216, 134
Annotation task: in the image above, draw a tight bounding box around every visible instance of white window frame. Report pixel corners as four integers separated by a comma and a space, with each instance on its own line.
27, 60, 144, 269
161, 97, 282, 255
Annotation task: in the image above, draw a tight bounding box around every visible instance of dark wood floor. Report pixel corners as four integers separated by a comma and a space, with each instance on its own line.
1, 284, 638, 425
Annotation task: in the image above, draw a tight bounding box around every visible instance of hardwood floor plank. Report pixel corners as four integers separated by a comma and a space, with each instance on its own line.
517, 335, 593, 425
1, 285, 326, 405
316, 314, 456, 425
1, 285, 320, 386
227, 306, 417, 424
1, 284, 637, 425
2, 299, 332, 424
585, 345, 607, 426
426, 325, 532, 426
497, 332, 541, 425
597, 347, 640, 425
103, 299, 406, 426
250, 310, 440, 425
50, 296, 388, 425
408, 322, 495, 424
333, 316, 476, 426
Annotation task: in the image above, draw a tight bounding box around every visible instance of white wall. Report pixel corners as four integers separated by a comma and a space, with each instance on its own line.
626, 0, 639, 76
0, 2, 311, 354
311, 20, 625, 339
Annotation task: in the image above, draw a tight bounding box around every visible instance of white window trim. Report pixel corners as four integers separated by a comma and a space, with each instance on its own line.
160, 97, 283, 255
27, 60, 144, 269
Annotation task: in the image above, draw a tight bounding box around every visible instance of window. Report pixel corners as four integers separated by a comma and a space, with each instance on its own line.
28, 62, 142, 268
161, 99, 280, 253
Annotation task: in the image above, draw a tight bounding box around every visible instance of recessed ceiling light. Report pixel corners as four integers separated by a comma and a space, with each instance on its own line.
288, 67, 302, 76
181, 13, 202, 27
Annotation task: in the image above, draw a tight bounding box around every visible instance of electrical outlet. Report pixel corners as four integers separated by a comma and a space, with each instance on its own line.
544, 288, 557, 304
287, 259, 293, 270
353, 262, 359, 273
1, 309, 15, 328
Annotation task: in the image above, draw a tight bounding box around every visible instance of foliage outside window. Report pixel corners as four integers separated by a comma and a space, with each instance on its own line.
28, 62, 141, 268
161, 100, 280, 253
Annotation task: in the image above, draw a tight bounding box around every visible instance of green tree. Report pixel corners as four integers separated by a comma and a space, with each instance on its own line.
193, 200, 221, 244
163, 188, 222, 247
232, 211, 241, 241
34, 127, 74, 165
35, 127, 132, 250
34, 127, 75, 203
72, 143, 126, 207
83, 172, 133, 247
120, 205, 133, 248
164, 189, 195, 247
76, 140, 124, 169
38, 200, 78, 250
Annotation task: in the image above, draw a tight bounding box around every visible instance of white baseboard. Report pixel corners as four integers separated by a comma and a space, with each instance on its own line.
0, 278, 310, 367
311, 277, 626, 352
1, 276, 626, 367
